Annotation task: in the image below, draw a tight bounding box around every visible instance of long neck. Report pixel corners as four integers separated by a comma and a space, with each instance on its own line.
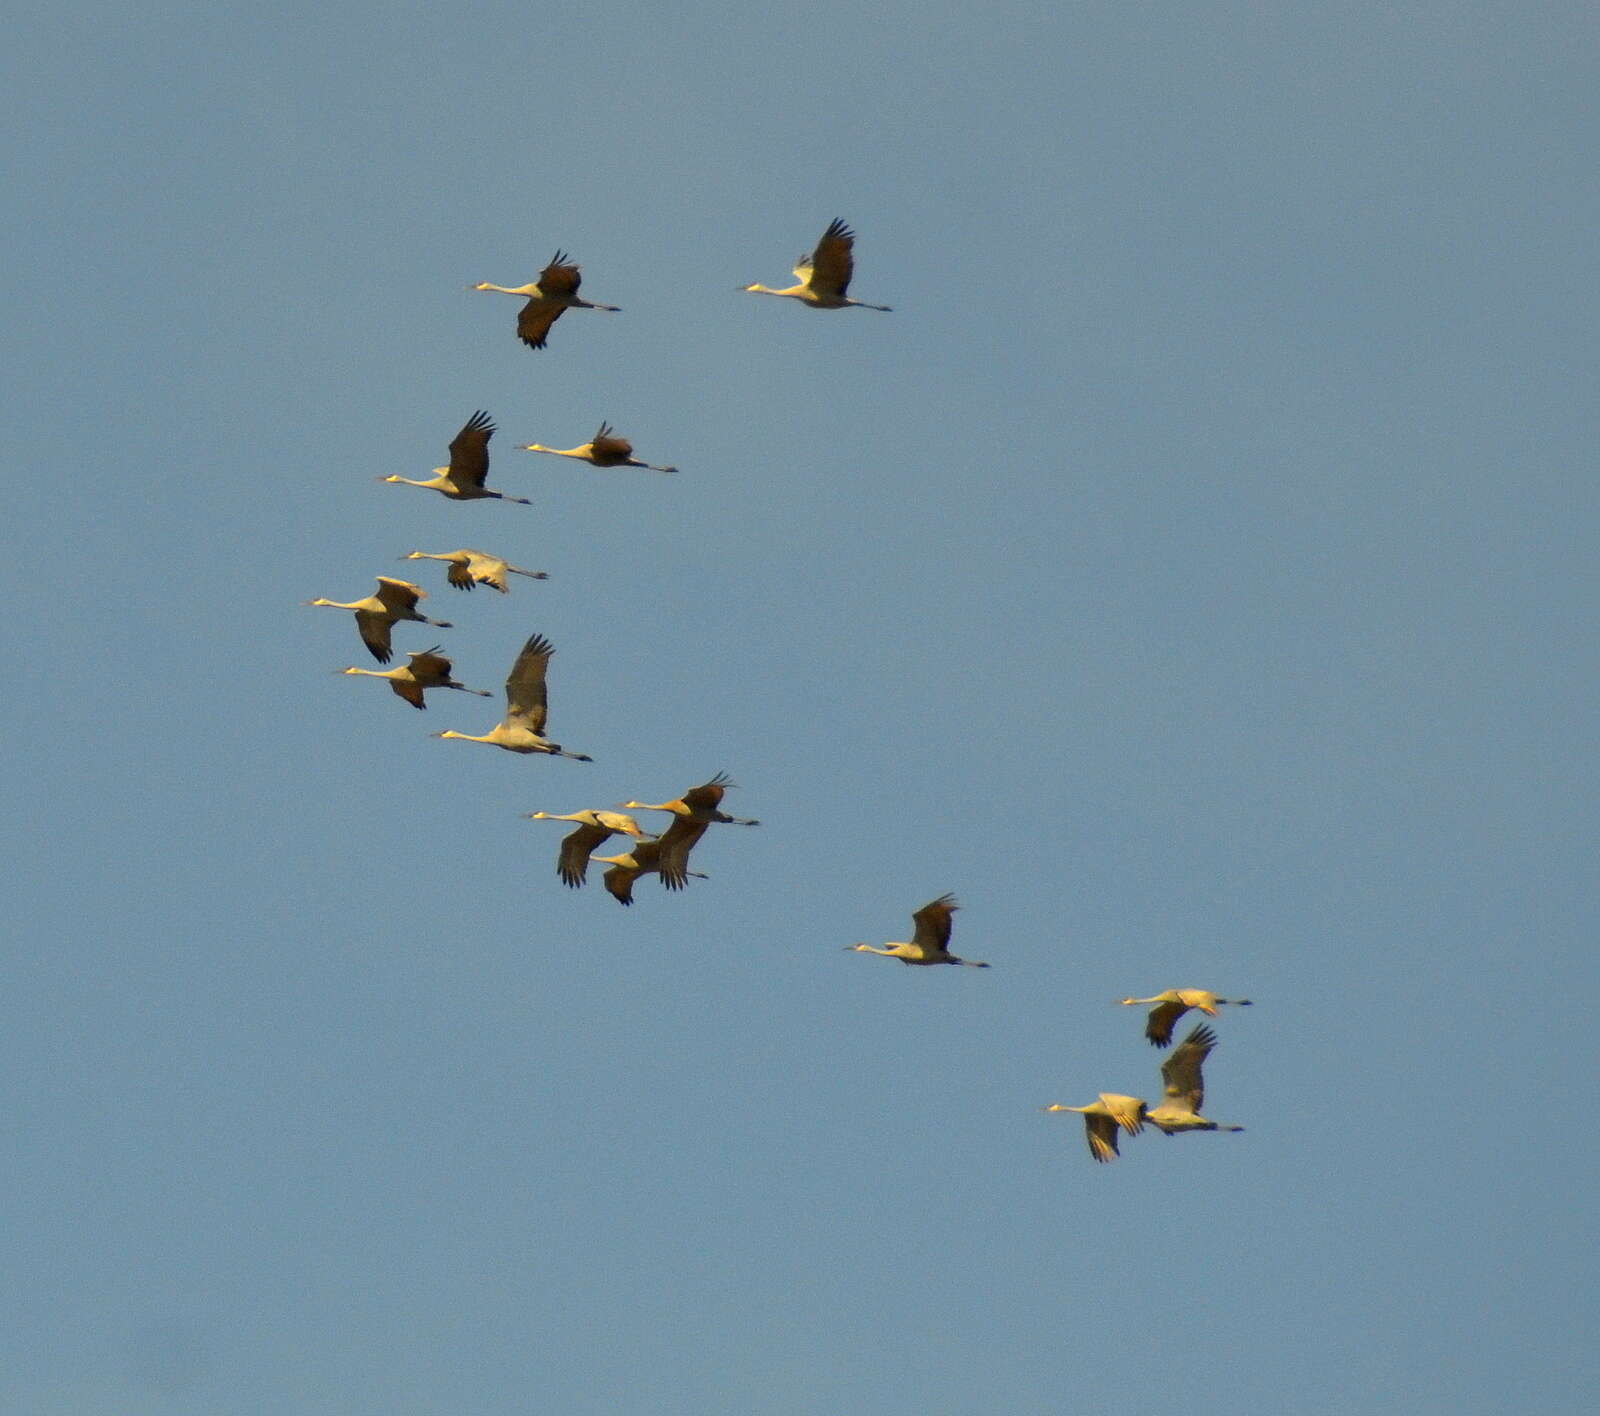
342, 667, 388, 679
522, 444, 587, 460
384, 475, 438, 488
436, 729, 492, 743
311, 599, 362, 610
746, 284, 792, 297
478, 284, 528, 296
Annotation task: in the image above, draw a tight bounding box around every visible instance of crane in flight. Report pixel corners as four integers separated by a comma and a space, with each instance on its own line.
432, 632, 592, 760
305, 577, 451, 663
378, 411, 531, 504
519, 422, 678, 474
403, 548, 548, 594
337, 647, 491, 710
471, 251, 619, 349
1118, 989, 1254, 1047
846, 894, 988, 967
619, 773, 759, 889
524, 809, 651, 888
742, 219, 892, 311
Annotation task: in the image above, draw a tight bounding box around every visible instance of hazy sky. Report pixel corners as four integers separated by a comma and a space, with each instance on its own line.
6, 2, 1597, 1412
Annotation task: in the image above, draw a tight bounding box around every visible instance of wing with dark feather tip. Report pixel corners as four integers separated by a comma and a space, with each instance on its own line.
806, 218, 856, 297
448, 411, 494, 489
657, 818, 710, 891
537, 252, 581, 297
1160, 1024, 1217, 1114
910, 893, 959, 952
1145, 1000, 1188, 1047
504, 633, 553, 733
558, 822, 609, 888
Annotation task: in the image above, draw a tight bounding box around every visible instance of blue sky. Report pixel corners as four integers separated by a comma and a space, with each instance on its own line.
6, 2, 1597, 1412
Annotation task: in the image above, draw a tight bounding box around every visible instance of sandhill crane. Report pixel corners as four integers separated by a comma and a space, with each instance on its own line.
742, 219, 892, 311
379, 411, 531, 504
338, 647, 492, 710
432, 632, 592, 760
1119, 990, 1255, 1047
304, 577, 451, 663
1042, 1094, 1148, 1164
847, 893, 989, 967
519, 423, 678, 474
619, 772, 759, 889
524, 809, 650, 888
403, 548, 549, 594
1144, 1024, 1245, 1136
471, 251, 620, 350
591, 838, 708, 906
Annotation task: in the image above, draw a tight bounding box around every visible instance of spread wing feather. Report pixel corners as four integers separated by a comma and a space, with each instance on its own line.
910, 892, 959, 951
504, 633, 553, 733
807, 218, 856, 297
448, 411, 494, 488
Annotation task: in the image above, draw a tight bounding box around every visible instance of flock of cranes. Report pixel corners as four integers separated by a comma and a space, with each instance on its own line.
310, 218, 1254, 1163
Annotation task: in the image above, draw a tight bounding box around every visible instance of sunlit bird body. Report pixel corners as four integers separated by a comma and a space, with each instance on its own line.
524, 809, 650, 888
432, 632, 592, 760
620, 772, 759, 889
1144, 1024, 1245, 1136
338, 647, 491, 710
404, 548, 548, 594
379, 411, 530, 504
471, 251, 620, 350
305, 577, 451, 664
519, 422, 678, 474
1119, 989, 1254, 1047
1043, 1094, 1148, 1164
591, 838, 707, 906
847, 893, 989, 967
742, 219, 892, 311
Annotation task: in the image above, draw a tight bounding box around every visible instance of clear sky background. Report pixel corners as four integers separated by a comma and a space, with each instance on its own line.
5, 2, 1597, 1412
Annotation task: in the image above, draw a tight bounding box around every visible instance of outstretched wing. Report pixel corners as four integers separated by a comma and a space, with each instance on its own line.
1101, 1093, 1147, 1137
504, 633, 553, 733
463, 551, 509, 592
558, 821, 609, 888
373, 577, 425, 614
657, 817, 709, 891
537, 251, 582, 297
1145, 1000, 1188, 1048
681, 772, 733, 813
448, 411, 494, 489
590, 422, 633, 461
806, 218, 856, 298
1160, 1024, 1217, 1115
406, 648, 453, 684
602, 862, 636, 905
446, 556, 477, 591
1083, 1111, 1121, 1164
389, 675, 425, 710
355, 611, 393, 663
517, 299, 564, 349
910, 892, 959, 952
